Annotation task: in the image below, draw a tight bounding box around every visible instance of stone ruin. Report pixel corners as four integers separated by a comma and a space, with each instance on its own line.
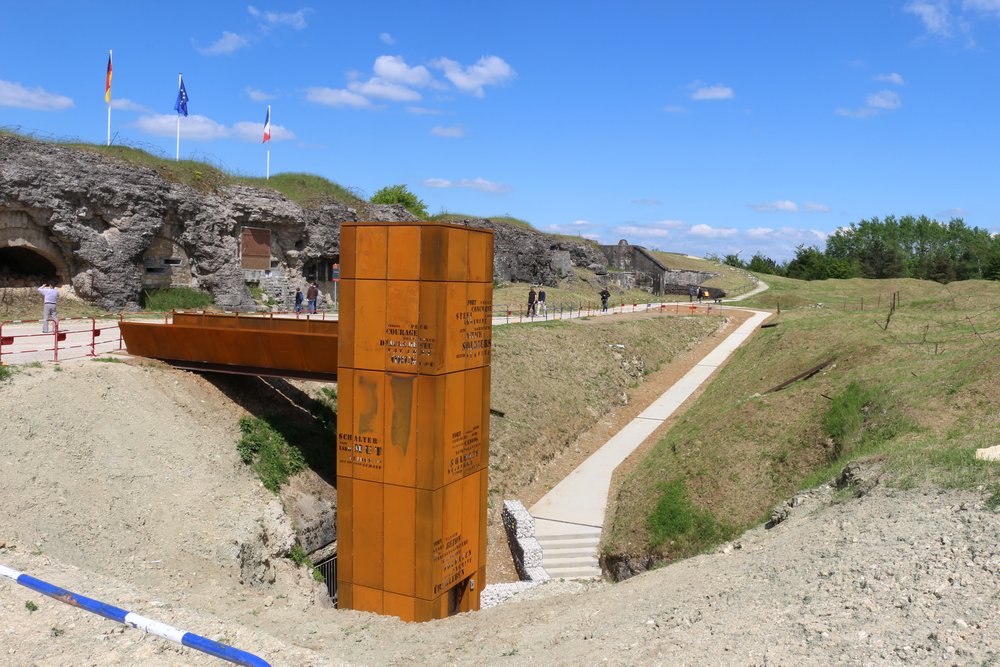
0, 133, 607, 311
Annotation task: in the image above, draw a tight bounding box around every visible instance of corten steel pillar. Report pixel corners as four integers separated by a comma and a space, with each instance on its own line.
336, 221, 493, 622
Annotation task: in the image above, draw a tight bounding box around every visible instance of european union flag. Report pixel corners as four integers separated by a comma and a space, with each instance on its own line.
174, 76, 189, 117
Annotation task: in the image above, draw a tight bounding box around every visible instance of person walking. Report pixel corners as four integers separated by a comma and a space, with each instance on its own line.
537, 287, 547, 317
306, 282, 319, 314
599, 288, 611, 312
527, 287, 537, 317
294, 287, 304, 313
38, 282, 58, 333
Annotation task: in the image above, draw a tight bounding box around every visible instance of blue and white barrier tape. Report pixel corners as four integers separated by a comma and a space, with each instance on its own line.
0, 563, 270, 667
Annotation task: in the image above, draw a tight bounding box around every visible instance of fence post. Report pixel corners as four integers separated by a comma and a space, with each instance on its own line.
53, 319, 60, 363
89, 317, 97, 357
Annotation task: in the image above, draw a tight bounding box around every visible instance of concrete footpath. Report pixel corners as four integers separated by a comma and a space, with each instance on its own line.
529, 306, 772, 578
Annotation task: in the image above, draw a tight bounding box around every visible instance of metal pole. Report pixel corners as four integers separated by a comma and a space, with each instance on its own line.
175, 74, 181, 161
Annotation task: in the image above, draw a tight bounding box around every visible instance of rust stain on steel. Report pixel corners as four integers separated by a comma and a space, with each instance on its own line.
120, 312, 338, 381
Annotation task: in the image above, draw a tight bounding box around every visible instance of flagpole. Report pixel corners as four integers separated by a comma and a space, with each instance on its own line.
106, 50, 112, 146
266, 105, 271, 180
175, 73, 181, 161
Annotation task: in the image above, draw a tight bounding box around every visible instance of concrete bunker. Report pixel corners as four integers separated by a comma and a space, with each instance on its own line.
0, 210, 70, 286
142, 236, 193, 289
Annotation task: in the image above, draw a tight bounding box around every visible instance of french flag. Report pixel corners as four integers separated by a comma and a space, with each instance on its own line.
262, 106, 271, 143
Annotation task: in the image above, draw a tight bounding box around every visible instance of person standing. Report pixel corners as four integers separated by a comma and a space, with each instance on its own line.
537, 287, 547, 317
306, 282, 319, 314
38, 282, 58, 333
294, 287, 304, 313
527, 287, 537, 317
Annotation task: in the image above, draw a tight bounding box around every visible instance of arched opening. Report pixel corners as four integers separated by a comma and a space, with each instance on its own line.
0, 247, 59, 287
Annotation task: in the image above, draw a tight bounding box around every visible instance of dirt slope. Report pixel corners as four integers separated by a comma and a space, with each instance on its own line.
1, 352, 997, 666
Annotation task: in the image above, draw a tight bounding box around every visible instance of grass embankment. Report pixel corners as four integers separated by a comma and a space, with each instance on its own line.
488, 314, 727, 500
52, 138, 364, 208
605, 277, 1000, 568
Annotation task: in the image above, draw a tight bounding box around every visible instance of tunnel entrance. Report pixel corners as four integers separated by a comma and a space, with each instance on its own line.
0, 247, 59, 287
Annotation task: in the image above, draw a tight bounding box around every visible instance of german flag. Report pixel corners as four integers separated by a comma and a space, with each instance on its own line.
104, 50, 112, 104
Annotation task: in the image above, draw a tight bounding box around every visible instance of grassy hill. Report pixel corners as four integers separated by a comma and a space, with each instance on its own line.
604, 276, 1000, 572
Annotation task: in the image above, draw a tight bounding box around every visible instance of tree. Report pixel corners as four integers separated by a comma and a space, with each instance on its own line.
369, 184, 428, 219
723, 253, 746, 269
785, 245, 833, 280
747, 253, 781, 276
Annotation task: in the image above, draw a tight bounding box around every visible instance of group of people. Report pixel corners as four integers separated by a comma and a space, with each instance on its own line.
294, 282, 320, 313
527, 286, 614, 315
526, 287, 547, 317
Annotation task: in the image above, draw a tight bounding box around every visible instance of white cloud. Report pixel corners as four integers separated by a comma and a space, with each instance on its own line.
548, 220, 596, 234
936, 207, 968, 218
109, 98, 148, 112
134, 114, 230, 140
905, 0, 954, 36
804, 202, 832, 213
874, 72, 906, 85
835, 106, 878, 118
663, 105, 687, 113
651, 219, 686, 229
689, 223, 739, 238
749, 200, 799, 213
836, 89, 901, 118
405, 106, 440, 115
617, 225, 672, 238
746, 227, 777, 238
373, 55, 433, 87
232, 120, 296, 142
197, 31, 249, 56
379, 32, 396, 44
431, 55, 516, 97
966, 0, 1000, 14
305, 87, 373, 108
690, 83, 734, 101
245, 87, 275, 102
431, 125, 465, 138
0, 80, 73, 111
631, 198, 661, 206
348, 77, 420, 102
615, 220, 686, 239
422, 177, 511, 194
867, 89, 901, 110
248, 6, 308, 30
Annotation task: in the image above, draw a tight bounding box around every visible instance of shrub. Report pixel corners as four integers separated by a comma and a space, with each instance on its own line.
140, 287, 214, 311
647, 478, 727, 550
237, 416, 306, 492
370, 184, 428, 219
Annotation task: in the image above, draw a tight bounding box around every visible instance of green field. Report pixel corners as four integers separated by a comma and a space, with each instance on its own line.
605, 275, 1000, 570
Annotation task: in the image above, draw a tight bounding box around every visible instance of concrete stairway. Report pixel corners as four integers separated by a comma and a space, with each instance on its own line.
528, 308, 773, 582
533, 519, 602, 579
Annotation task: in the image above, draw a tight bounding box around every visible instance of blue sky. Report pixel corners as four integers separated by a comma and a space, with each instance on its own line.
3, 1, 1000, 261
